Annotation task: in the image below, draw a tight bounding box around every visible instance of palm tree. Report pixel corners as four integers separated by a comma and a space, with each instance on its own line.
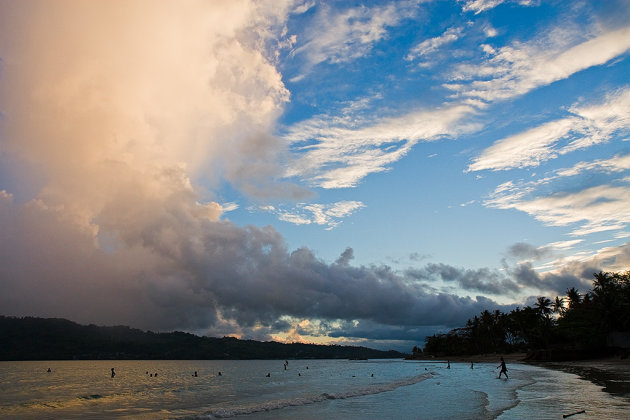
592, 271, 622, 331
535, 297, 552, 319
552, 296, 565, 315
592, 271, 616, 300
566, 287, 582, 309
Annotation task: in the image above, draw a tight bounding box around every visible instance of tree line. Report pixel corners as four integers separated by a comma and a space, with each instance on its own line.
424, 271, 630, 360
0, 316, 405, 361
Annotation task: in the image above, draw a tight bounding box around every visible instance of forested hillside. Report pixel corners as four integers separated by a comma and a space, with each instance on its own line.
0, 316, 405, 361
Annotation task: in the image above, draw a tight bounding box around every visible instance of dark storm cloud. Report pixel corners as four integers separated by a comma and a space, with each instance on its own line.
327, 322, 456, 341
0, 189, 507, 338
1, 184, 624, 347
335, 247, 354, 265
511, 261, 601, 296
406, 263, 520, 294
507, 242, 552, 260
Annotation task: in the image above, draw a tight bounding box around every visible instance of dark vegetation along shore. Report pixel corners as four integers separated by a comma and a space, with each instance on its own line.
420, 270, 630, 362
0, 316, 405, 361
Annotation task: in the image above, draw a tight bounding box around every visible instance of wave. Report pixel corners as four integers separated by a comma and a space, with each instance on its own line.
183, 372, 435, 419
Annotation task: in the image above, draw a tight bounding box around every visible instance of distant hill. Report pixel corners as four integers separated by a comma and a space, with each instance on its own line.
0, 316, 406, 361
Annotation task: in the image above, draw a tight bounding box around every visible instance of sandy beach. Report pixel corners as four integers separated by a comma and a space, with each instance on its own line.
412, 353, 630, 397
536, 357, 630, 397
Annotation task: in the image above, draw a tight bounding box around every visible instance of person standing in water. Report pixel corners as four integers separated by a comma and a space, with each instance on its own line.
111, 368, 115, 378
497, 357, 508, 379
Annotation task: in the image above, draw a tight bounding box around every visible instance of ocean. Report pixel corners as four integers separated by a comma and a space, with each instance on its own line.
1, 359, 628, 419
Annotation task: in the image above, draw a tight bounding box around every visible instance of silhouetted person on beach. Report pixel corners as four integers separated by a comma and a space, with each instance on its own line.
266, 373, 271, 377
218, 371, 222, 376
497, 357, 508, 379
470, 362, 474, 369
447, 360, 450, 369
47, 368, 51, 373
193, 371, 198, 377
111, 368, 115, 378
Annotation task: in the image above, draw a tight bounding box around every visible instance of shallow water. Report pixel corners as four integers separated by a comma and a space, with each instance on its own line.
0, 359, 628, 419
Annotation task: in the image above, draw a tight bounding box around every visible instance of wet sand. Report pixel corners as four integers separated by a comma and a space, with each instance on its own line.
408, 352, 527, 364
535, 357, 630, 397
412, 353, 630, 397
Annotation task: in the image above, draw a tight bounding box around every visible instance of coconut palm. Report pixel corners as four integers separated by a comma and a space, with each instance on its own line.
566, 287, 582, 309
535, 296, 552, 319
552, 296, 565, 315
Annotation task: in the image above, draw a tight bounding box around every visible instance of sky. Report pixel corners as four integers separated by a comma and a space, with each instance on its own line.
1, 0, 629, 352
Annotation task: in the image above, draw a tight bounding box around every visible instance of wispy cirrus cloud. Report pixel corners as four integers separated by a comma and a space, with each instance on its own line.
557, 154, 630, 177
261, 200, 365, 229
468, 88, 630, 172
291, 1, 417, 71
286, 19, 630, 192
470, 87, 630, 242
446, 25, 630, 103
461, 0, 506, 14
285, 104, 477, 188
460, 0, 537, 15
406, 26, 462, 63
487, 182, 630, 236
544, 239, 585, 251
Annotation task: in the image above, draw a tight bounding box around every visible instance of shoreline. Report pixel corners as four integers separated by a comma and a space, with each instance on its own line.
532, 357, 630, 398
405, 352, 528, 364
409, 353, 630, 397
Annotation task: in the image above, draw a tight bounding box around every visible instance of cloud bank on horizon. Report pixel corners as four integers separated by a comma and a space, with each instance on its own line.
1, 0, 629, 351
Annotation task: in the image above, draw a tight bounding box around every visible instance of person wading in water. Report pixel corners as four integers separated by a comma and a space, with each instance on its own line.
497, 357, 508, 379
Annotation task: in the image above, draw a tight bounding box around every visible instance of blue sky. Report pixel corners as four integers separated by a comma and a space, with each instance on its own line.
1, 0, 630, 351
230, 0, 630, 288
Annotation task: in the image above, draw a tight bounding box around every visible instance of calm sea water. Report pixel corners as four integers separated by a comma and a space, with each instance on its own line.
1, 359, 628, 419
